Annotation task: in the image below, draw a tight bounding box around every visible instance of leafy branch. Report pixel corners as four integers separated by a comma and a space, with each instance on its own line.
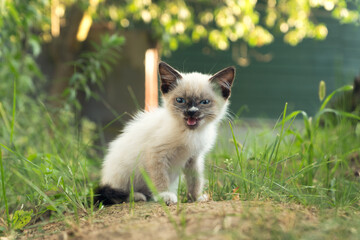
65, 34, 125, 109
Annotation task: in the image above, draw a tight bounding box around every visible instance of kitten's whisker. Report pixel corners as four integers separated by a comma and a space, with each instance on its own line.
226, 109, 237, 120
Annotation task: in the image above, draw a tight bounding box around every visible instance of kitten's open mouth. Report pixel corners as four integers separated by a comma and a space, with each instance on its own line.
185, 117, 201, 128
187, 117, 197, 126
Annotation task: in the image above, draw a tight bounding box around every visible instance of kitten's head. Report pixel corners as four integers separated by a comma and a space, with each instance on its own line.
158, 62, 235, 130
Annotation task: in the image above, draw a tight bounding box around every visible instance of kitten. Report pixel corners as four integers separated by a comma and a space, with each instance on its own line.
95, 61, 235, 205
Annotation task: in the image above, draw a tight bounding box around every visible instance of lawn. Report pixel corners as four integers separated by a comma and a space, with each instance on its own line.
1, 85, 360, 239
2, 0, 360, 238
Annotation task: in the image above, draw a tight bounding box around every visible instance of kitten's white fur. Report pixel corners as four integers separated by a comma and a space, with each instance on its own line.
100, 65, 234, 205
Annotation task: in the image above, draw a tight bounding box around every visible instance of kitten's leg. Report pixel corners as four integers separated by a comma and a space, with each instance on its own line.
145, 155, 177, 205
184, 156, 208, 202
128, 192, 147, 202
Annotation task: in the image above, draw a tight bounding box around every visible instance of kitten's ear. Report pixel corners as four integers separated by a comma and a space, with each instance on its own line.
209, 66, 235, 99
158, 62, 182, 94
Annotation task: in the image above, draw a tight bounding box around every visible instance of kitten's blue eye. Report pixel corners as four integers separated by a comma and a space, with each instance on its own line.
176, 97, 186, 103
200, 99, 210, 104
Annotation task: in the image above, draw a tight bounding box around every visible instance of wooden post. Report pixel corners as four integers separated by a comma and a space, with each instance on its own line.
145, 48, 159, 111
76, 0, 99, 42
51, 0, 60, 37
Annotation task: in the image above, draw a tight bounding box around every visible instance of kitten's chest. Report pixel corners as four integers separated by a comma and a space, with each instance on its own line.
185, 132, 210, 152
176, 127, 216, 159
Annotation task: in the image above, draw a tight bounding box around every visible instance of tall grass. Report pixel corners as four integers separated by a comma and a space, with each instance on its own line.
208, 84, 360, 208
10, 79, 16, 144
0, 34, 124, 235
0, 144, 10, 229
1, 77, 359, 236
0, 99, 100, 233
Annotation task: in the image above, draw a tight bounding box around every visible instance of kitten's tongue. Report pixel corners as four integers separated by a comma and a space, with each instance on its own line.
187, 117, 197, 126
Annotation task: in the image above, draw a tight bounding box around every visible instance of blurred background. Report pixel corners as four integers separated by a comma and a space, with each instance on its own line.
2, 1, 360, 231
1, 0, 360, 142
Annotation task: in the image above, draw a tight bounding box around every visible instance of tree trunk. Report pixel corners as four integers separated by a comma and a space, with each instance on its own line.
47, 4, 84, 100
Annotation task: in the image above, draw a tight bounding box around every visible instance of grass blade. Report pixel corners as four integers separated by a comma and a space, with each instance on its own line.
11, 168, 63, 217
319, 85, 353, 112
10, 79, 16, 143
0, 147, 10, 228
140, 168, 183, 236
229, 121, 247, 193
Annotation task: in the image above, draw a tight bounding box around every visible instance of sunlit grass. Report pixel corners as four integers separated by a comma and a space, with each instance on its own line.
0, 83, 359, 238
209, 118, 359, 206
207, 85, 360, 209
0, 99, 100, 234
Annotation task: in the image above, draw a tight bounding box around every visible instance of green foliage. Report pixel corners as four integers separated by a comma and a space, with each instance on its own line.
65, 34, 125, 109
100, 0, 359, 53
2, 0, 359, 57
0, 1, 123, 235
0, 0, 46, 106
12, 210, 33, 230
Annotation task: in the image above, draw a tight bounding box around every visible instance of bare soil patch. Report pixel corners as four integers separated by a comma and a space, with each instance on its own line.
17, 200, 323, 240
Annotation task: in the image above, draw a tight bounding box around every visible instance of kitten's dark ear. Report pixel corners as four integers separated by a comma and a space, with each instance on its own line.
209, 66, 235, 99
158, 62, 182, 94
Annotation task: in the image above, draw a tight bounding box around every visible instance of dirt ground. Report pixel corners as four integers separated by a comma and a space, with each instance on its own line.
17, 200, 324, 240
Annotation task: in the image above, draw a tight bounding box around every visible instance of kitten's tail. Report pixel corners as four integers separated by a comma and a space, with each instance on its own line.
94, 185, 129, 206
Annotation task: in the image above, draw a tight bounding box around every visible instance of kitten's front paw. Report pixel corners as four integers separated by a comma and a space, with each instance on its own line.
187, 193, 209, 202
197, 193, 209, 202
154, 192, 178, 205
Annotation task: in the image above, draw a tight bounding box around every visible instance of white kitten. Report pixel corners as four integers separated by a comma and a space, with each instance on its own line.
95, 62, 235, 205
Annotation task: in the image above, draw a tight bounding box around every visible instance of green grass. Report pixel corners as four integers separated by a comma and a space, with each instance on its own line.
0, 84, 360, 237
210, 118, 360, 206
207, 85, 360, 208
0, 96, 100, 234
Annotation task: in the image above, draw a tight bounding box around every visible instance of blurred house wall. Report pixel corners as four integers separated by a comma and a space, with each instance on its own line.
37, 16, 360, 142
82, 29, 153, 141
38, 24, 155, 142
163, 18, 360, 118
